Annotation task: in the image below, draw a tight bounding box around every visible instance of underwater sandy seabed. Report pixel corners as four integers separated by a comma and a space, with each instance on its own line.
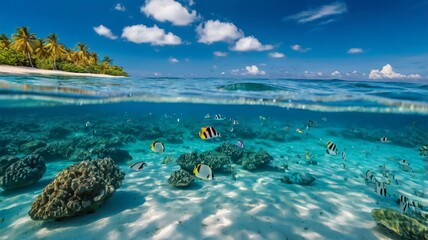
0, 102, 427, 240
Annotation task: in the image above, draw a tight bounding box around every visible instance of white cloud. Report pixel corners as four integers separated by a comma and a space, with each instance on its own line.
141, 0, 197, 26
245, 65, 266, 75
122, 24, 181, 45
288, 2, 347, 23
213, 51, 228, 57
369, 64, 421, 80
269, 52, 285, 58
291, 44, 310, 52
197, 20, 243, 44
93, 25, 118, 40
115, 3, 126, 11
347, 48, 363, 54
232, 36, 273, 52
331, 70, 341, 77
169, 57, 179, 63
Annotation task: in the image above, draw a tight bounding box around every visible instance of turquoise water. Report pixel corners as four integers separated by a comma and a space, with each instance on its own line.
0, 75, 427, 239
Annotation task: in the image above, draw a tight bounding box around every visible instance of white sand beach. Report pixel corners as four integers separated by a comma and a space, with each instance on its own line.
0, 65, 125, 78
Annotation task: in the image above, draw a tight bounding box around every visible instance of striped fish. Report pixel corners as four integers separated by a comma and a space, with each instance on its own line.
419, 144, 428, 156
326, 141, 338, 155
199, 126, 220, 140
375, 181, 387, 197
214, 114, 226, 121
193, 164, 214, 180
130, 161, 146, 171
365, 170, 377, 184
399, 194, 420, 213
380, 137, 389, 143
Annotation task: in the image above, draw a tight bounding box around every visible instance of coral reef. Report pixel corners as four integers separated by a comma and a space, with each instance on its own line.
215, 143, 244, 163
19, 140, 46, 154
168, 169, 194, 187
0, 154, 46, 190
28, 158, 125, 221
176, 152, 199, 173
371, 208, 428, 240
280, 172, 316, 185
95, 148, 132, 163
34, 141, 75, 161
199, 150, 232, 171
241, 149, 273, 171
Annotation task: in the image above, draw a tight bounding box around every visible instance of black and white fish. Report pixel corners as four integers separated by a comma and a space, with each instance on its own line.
214, 114, 226, 121
399, 194, 420, 213
375, 181, 387, 197
326, 141, 338, 155
151, 141, 165, 153
193, 164, 214, 180
398, 160, 411, 172
380, 137, 389, 143
85, 121, 94, 127
306, 120, 316, 130
204, 114, 211, 119
341, 151, 347, 161
237, 140, 244, 148
365, 170, 377, 184
232, 119, 239, 125
199, 126, 220, 140
130, 161, 146, 170
419, 144, 428, 156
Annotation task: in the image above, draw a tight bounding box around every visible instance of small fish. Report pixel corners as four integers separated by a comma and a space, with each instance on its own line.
419, 144, 428, 156
326, 141, 338, 155
229, 127, 234, 132
305, 151, 311, 161
193, 164, 214, 180
232, 119, 239, 125
375, 181, 387, 197
92, 130, 97, 136
321, 117, 327, 122
151, 141, 165, 153
341, 151, 347, 160
259, 115, 266, 121
380, 137, 389, 143
296, 128, 304, 134
214, 114, 226, 121
341, 163, 346, 169
398, 159, 411, 172
161, 156, 175, 164
365, 170, 377, 184
85, 121, 93, 127
199, 126, 220, 140
306, 120, 316, 129
399, 194, 419, 213
237, 140, 244, 148
204, 114, 211, 119
177, 118, 180, 123
130, 161, 146, 170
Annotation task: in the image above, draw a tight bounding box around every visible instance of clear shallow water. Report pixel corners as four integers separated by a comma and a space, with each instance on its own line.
0, 75, 427, 240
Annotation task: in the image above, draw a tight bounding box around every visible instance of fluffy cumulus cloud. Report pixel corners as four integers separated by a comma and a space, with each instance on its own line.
232, 36, 273, 52
169, 57, 179, 63
115, 3, 126, 11
347, 48, 363, 54
245, 65, 266, 75
369, 64, 421, 80
197, 20, 243, 44
269, 52, 285, 58
121, 24, 181, 45
331, 70, 341, 77
291, 44, 310, 52
93, 25, 118, 40
213, 51, 228, 57
287, 2, 347, 23
141, 0, 197, 26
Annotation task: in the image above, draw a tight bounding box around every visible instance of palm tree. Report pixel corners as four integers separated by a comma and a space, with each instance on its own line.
62, 47, 76, 63
102, 56, 113, 65
75, 42, 89, 65
45, 33, 65, 70
88, 52, 98, 65
11, 26, 36, 67
34, 39, 48, 59
0, 34, 11, 48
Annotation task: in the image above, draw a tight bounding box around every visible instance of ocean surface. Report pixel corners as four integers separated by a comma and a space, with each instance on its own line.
0, 75, 427, 240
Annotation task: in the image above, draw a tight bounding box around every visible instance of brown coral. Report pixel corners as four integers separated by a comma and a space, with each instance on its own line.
28, 158, 125, 221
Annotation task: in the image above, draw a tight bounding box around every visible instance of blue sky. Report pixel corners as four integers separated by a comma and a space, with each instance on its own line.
1, 0, 427, 79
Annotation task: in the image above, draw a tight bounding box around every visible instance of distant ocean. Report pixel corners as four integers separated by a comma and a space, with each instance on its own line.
0, 75, 427, 240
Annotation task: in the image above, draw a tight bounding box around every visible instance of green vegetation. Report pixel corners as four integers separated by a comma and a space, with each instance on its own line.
0, 26, 128, 76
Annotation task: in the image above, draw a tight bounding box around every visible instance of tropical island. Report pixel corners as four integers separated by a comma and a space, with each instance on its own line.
0, 26, 128, 77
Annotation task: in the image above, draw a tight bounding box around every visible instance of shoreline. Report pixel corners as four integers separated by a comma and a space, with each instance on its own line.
0, 65, 126, 78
